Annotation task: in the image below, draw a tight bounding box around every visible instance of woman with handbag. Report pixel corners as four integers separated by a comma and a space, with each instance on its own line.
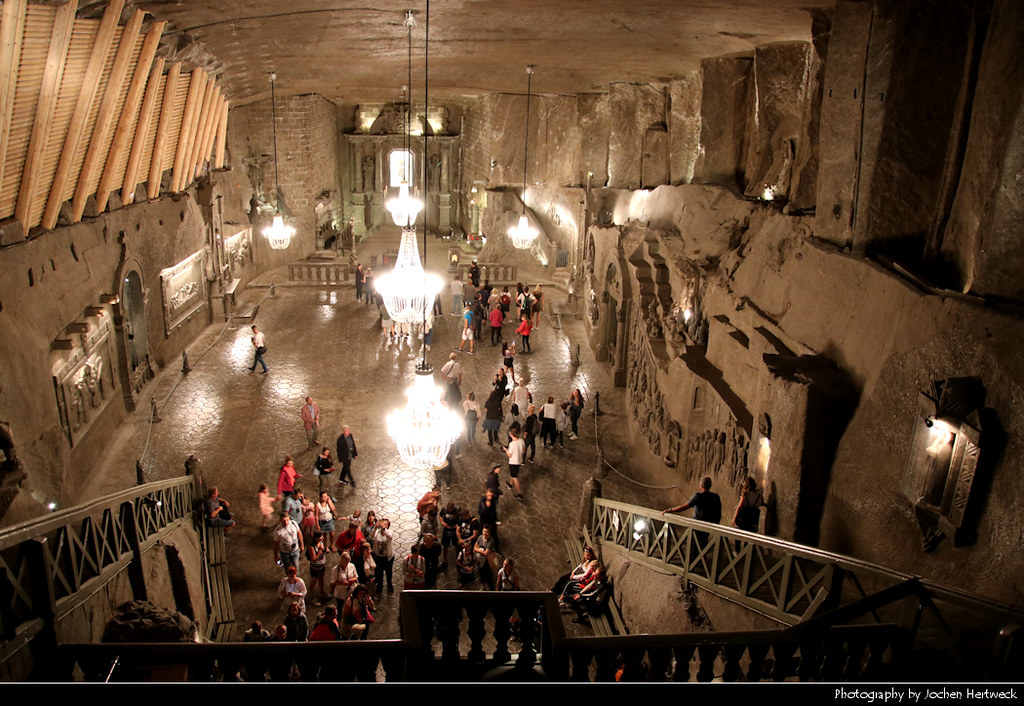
315, 492, 336, 549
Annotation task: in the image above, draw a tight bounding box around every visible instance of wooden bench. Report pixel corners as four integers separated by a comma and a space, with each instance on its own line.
203, 523, 236, 641
563, 526, 627, 636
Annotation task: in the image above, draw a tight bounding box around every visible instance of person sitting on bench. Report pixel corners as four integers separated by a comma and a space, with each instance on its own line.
566, 567, 609, 625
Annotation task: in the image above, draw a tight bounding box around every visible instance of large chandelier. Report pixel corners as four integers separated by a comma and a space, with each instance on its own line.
386, 0, 462, 470
262, 72, 293, 250
508, 65, 538, 250
386, 368, 463, 470
374, 227, 443, 323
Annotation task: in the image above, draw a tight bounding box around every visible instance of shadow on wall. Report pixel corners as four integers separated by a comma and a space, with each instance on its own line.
778, 353, 862, 547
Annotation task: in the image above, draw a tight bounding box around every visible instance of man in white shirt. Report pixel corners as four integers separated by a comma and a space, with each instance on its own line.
273, 513, 303, 570
250, 325, 268, 373
502, 428, 526, 500
440, 353, 462, 406
511, 381, 531, 413
450, 274, 463, 315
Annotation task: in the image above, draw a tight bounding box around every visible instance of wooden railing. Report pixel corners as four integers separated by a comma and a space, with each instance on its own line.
288, 262, 351, 284
591, 498, 1024, 680
0, 476, 198, 672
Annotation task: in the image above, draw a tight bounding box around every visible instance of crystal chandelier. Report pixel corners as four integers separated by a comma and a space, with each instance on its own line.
377, 10, 441, 324
386, 0, 463, 470
508, 65, 538, 249
262, 71, 293, 250
374, 227, 443, 323
387, 368, 463, 470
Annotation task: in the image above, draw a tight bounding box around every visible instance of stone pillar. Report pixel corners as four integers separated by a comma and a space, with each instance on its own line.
580, 476, 602, 531
613, 305, 628, 387
438, 193, 451, 231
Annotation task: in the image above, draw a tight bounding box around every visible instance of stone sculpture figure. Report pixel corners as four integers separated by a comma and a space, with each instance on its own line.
362, 155, 375, 193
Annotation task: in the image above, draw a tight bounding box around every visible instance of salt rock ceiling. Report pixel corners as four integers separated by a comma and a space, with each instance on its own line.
115, 0, 833, 104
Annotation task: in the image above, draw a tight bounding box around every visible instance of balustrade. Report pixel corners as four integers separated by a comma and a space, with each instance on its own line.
288, 262, 350, 284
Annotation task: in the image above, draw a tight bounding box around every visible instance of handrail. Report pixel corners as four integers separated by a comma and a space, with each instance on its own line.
592, 497, 1024, 627
0, 475, 199, 669
0, 476, 196, 550
592, 494, 1023, 682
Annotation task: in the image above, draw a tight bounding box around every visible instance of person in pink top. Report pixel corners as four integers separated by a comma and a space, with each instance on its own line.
277, 455, 301, 499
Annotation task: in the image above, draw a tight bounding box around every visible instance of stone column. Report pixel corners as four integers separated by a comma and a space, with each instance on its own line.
613, 305, 628, 387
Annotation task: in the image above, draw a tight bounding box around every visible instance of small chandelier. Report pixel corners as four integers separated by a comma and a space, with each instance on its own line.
386, 180, 423, 228
374, 227, 443, 323
508, 65, 538, 250
262, 71, 293, 250
386, 367, 463, 471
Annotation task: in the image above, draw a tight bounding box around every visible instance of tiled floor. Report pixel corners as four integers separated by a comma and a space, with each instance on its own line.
92, 256, 659, 640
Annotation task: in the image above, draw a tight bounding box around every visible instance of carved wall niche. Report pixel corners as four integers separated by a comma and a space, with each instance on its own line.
680, 416, 750, 486
52, 316, 118, 448
160, 250, 207, 336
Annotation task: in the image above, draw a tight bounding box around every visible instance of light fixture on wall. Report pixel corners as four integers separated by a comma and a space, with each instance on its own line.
508, 65, 538, 250
376, 9, 441, 325
262, 72, 294, 250
386, 0, 461, 470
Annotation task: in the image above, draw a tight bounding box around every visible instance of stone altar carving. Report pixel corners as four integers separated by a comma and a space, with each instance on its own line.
160, 250, 207, 335
53, 318, 118, 448
223, 227, 253, 278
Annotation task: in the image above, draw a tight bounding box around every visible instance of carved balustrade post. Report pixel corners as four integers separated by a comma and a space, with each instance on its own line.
465, 601, 487, 663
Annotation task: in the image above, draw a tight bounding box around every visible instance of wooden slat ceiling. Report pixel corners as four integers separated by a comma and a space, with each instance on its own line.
0, 1, 229, 237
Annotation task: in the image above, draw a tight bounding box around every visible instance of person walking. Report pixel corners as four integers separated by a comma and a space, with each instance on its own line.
502, 428, 526, 500
568, 388, 585, 439
516, 314, 533, 354
301, 396, 321, 449
277, 455, 300, 500
441, 353, 463, 407
531, 284, 544, 328
503, 341, 517, 383
456, 304, 475, 354
363, 267, 375, 305
463, 391, 479, 447
450, 273, 463, 315
483, 388, 504, 446
336, 425, 358, 488
249, 325, 268, 373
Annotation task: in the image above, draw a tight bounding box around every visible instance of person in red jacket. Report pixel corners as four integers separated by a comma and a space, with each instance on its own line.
516, 314, 533, 354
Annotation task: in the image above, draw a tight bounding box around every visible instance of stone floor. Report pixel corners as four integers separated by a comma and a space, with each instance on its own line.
89, 254, 664, 641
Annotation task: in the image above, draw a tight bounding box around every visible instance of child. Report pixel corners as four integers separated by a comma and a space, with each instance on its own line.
502, 341, 516, 383
257, 484, 275, 529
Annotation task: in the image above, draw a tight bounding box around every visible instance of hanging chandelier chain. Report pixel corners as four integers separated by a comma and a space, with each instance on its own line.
269, 71, 281, 210
522, 64, 533, 214
421, 0, 430, 368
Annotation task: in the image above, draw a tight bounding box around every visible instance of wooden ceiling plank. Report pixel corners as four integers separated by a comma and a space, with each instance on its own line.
14, 0, 77, 233
95, 20, 165, 212
147, 62, 179, 199
41, 0, 125, 230
198, 88, 223, 174
70, 8, 145, 223
0, 0, 28, 200
170, 68, 204, 193
213, 98, 229, 169
122, 56, 164, 204
176, 70, 210, 192
192, 83, 220, 179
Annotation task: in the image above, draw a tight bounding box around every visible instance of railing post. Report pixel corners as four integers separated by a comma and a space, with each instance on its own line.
121, 501, 149, 603
27, 537, 59, 679
580, 476, 601, 532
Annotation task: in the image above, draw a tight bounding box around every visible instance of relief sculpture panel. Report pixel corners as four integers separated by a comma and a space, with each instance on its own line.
53, 319, 118, 448
160, 250, 207, 335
